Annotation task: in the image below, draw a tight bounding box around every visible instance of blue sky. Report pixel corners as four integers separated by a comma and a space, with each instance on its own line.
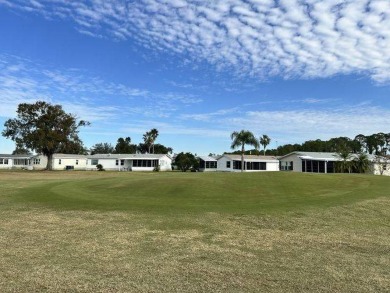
0, 0, 389, 155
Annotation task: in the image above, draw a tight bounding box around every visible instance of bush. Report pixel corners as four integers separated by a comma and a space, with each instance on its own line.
96, 164, 105, 171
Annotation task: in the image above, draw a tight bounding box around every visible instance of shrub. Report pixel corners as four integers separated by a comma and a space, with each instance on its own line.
96, 164, 105, 171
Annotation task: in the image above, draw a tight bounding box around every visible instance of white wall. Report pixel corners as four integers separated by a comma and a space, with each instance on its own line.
86, 156, 172, 171
217, 156, 279, 172
217, 156, 233, 172
86, 158, 131, 171
0, 157, 12, 169
279, 153, 303, 172
52, 157, 88, 170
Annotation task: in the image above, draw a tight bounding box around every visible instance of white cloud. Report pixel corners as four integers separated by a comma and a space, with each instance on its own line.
0, 54, 201, 120
5, 0, 389, 82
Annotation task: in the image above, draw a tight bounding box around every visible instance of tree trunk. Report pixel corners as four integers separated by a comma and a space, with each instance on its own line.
46, 153, 53, 170
241, 145, 245, 172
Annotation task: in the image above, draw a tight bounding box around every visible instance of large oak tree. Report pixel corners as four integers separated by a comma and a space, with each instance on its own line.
2, 101, 89, 170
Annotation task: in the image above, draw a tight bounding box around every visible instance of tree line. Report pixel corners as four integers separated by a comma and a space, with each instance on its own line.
2, 101, 389, 171
233, 133, 390, 157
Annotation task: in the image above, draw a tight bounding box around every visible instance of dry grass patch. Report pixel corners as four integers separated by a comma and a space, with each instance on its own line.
1, 197, 389, 292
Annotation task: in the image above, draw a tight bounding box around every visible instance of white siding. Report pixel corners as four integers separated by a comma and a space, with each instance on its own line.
279, 153, 303, 172
0, 157, 12, 169
217, 156, 234, 172
52, 157, 88, 170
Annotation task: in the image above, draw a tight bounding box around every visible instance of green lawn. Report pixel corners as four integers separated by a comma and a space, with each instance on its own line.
0, 171, 389, 292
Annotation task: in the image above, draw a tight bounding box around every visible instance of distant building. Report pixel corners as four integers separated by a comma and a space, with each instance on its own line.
198, 156, 218, 172
279, 151, 390, 175
86, 154, 172, 171
217, 154, 279, 172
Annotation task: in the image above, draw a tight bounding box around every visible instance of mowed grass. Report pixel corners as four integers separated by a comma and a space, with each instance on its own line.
0, 171, 389, 292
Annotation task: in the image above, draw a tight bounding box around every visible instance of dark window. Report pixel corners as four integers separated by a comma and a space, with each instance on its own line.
199, 160, 205, 168
116, 160, 119, 166
319, 161, 325, 173
76, 160, 79, 165
121, 160, 125, 166
226, 161, 231, 168
312, 160, 319, 172
233, 160, 242, 170
58, 159, 62, 165
302, 160, 306, 172
306, 160, 312, 172
327, 161, 334, 173
91, 159, 98, 165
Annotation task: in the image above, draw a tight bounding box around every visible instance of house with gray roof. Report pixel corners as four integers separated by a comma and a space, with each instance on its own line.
217, 154, 279, 172
279, 151, 389, 175
86, 154, 172, 171
198, 156, 218, 172
0, 154, 32, 169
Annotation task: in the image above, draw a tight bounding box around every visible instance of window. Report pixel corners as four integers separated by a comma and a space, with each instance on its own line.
76, 160, 79, 165
133, 159, 158, 167
204, 161, 217, 169
58, 159, 62, 165
13, 159, 29, 165
116, 160, 119, 166
226, 161, 231, 168
0, 159, 3, 164
120, 159, 125, 166
233, 160, 242, 170
91, 159, 98, 165
33, 158, 40, 165
280, 161, 293, 171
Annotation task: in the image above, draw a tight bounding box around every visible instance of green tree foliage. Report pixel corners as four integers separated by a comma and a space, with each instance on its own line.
335, 151, 353, 173
115, 137, 137, 154
230, 130, 259, 172
57, 140, 88, 155
90, 143, 115, 155
12, 146, 31, 155
2, 101, 89, 170
259, 134, 271, 156
137, 143, 172, 154
174, 152, 199, 172
143, 128, 159, 154
261, 132, 389, 156
353, 153, 371, 174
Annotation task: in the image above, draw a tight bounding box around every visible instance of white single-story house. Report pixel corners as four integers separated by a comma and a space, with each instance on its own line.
198, 156, 218, 172
279, 151, 390, 175
217, 154, 279, 172
0, 153, 88, 170
0, 154, 32, 169
279, 152, 339, 173
86, 154, 172, 171
370, 156, 390, 176
30, 154, 88, 170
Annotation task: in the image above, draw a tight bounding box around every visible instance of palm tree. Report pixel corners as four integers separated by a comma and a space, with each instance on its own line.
335, 150, 353, 173
230, 130, 259, 172
353, 153, 370, 174
259, 134, 271, 156
143, 128, 159, 153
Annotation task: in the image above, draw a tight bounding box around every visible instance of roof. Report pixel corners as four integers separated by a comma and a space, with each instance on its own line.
280, 151, 380, 162
220, 154, 279, 162
52, 154, 87, 159
198, 156, 218, 162
88, 153, 171, 160
0, 154, 32, 158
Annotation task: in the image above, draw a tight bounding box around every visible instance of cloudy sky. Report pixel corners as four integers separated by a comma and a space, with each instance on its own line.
0, 0, 389, 155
